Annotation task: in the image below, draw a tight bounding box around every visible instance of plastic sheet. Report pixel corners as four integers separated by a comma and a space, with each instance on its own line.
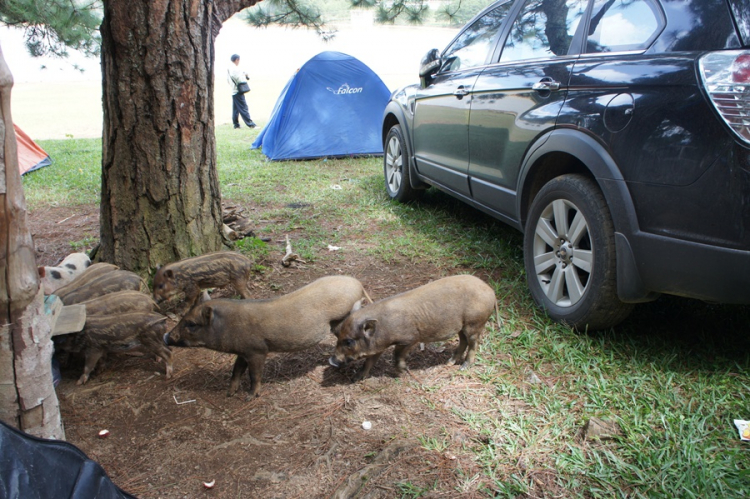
0, 420, 136, 499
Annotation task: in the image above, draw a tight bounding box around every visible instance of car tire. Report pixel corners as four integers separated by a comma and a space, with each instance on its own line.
384, 124, 420, 202
524, 174, 633, 330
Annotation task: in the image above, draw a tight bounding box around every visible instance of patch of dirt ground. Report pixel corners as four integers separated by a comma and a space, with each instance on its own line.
29, 203, 511, 499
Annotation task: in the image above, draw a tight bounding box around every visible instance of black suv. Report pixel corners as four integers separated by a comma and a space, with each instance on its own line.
382, 0, 750, 329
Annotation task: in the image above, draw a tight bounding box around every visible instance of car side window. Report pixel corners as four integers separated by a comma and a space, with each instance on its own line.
441, 2, 513, 72
500, 0, 588, 63
585, 0, 661, 53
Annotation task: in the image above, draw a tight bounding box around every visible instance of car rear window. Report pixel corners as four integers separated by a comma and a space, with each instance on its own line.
500, 0, 586, 62
585, 0, 663, 53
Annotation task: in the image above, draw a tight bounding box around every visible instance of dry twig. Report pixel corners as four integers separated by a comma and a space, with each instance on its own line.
281, 235, 305, 267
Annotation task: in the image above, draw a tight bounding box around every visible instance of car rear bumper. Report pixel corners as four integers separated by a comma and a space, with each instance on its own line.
616, 230, 750, 304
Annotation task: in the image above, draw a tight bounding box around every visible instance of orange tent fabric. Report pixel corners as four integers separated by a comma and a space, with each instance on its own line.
15, 124, 51, 175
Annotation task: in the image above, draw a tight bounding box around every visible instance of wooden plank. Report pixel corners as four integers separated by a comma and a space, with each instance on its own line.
51, 304, 86, 336
47, 295, 88, 335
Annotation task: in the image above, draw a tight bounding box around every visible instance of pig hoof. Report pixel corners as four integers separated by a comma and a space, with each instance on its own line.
459, 361, 472, 371
76, 376, 88, 385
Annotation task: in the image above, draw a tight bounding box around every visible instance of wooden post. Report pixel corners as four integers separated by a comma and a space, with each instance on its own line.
0, 42, 64, 439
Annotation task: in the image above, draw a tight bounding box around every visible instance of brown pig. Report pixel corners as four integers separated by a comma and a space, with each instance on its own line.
164, 275, 371, 398
152, 251, 255, 308
57, 312, 172, 385
60, 270, 149, 305
329, 275, 496, 381
79, 290, 158, 317
53, 262, 119, 300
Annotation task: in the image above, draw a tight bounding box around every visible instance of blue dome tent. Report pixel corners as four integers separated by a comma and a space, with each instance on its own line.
252, 51, 391, 161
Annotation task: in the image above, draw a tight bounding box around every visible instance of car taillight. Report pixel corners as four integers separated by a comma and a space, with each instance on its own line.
699, 50, 750, 144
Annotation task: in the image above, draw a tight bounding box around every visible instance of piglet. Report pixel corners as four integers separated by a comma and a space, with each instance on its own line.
165, 275, 371, 398
153, 251, 255, 308
53, 262, 119, 300
57, 312, 172, 385
38, 252, 91, 294
329, 275, 496, 381
60, 270, 148, 305
79, 290, 158, 317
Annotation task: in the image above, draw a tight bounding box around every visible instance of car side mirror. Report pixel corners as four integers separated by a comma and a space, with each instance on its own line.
419, 48, 441, 88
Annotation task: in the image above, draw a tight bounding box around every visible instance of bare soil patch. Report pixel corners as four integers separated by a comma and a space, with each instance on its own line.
30, 203, 505, 499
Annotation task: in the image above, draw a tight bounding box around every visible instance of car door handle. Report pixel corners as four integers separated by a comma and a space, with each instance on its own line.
454, 85, 471, 98
532, 78, 561, 92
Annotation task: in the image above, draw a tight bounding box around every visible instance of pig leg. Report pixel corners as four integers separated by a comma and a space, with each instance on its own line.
449, 333, 469, 366
141, 335, 173, 378
459, 328, 482, 370
78, 348, 105, 385
97, 352, 110, 371
393, 343, 418, 374
228, 356, 248, 396
233, 276, 252, 299
153, 345, 173, 378
246, 353, 267, 398
353, 352, 382, 382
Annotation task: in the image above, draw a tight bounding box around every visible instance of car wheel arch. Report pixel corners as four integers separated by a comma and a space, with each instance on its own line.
517, 128, 656, 303
517, 129, 639, 238
382, 106, 429, 191
382, 111, 402, 146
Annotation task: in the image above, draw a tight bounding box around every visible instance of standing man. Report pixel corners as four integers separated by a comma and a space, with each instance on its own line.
228, 54, 256, 129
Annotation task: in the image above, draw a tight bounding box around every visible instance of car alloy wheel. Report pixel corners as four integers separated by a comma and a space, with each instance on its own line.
383, 124, 418, 202
532, 195, 595, 307
385, 133, 403, 193
524, 174, 632, 330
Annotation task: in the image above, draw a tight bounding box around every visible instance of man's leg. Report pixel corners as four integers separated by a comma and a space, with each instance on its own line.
237, 94, 256, 128
231, 94, 241, 128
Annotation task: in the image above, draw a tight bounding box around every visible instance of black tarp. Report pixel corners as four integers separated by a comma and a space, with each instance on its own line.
0, 420, 136, 499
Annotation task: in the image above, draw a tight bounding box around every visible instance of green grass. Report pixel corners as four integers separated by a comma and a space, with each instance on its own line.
26, 124, 750, 498
24, 137, 101, 208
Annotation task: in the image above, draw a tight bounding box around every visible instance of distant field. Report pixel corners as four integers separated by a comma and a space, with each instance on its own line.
8, 20, 458, 140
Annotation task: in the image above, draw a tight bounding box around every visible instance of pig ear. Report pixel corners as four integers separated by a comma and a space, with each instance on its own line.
164, 269, 174, 279
362, 319, 377, 338
201, 304, 213, 324
351, 299, 363, 313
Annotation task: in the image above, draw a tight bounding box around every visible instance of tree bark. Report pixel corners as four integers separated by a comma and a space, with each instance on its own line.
98, 0, 261, 273
0, 42, 64, 440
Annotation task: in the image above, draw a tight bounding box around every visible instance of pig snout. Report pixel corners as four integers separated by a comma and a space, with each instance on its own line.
328, 356, 343, 368
164, 331, 185, 347
329, 341, 356, 368
328, 354, 356, 368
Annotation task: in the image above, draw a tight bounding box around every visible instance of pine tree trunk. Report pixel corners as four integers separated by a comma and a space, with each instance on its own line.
0, 43, 64, 440
99, 0, 225, 272
98, 0, 263, 273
